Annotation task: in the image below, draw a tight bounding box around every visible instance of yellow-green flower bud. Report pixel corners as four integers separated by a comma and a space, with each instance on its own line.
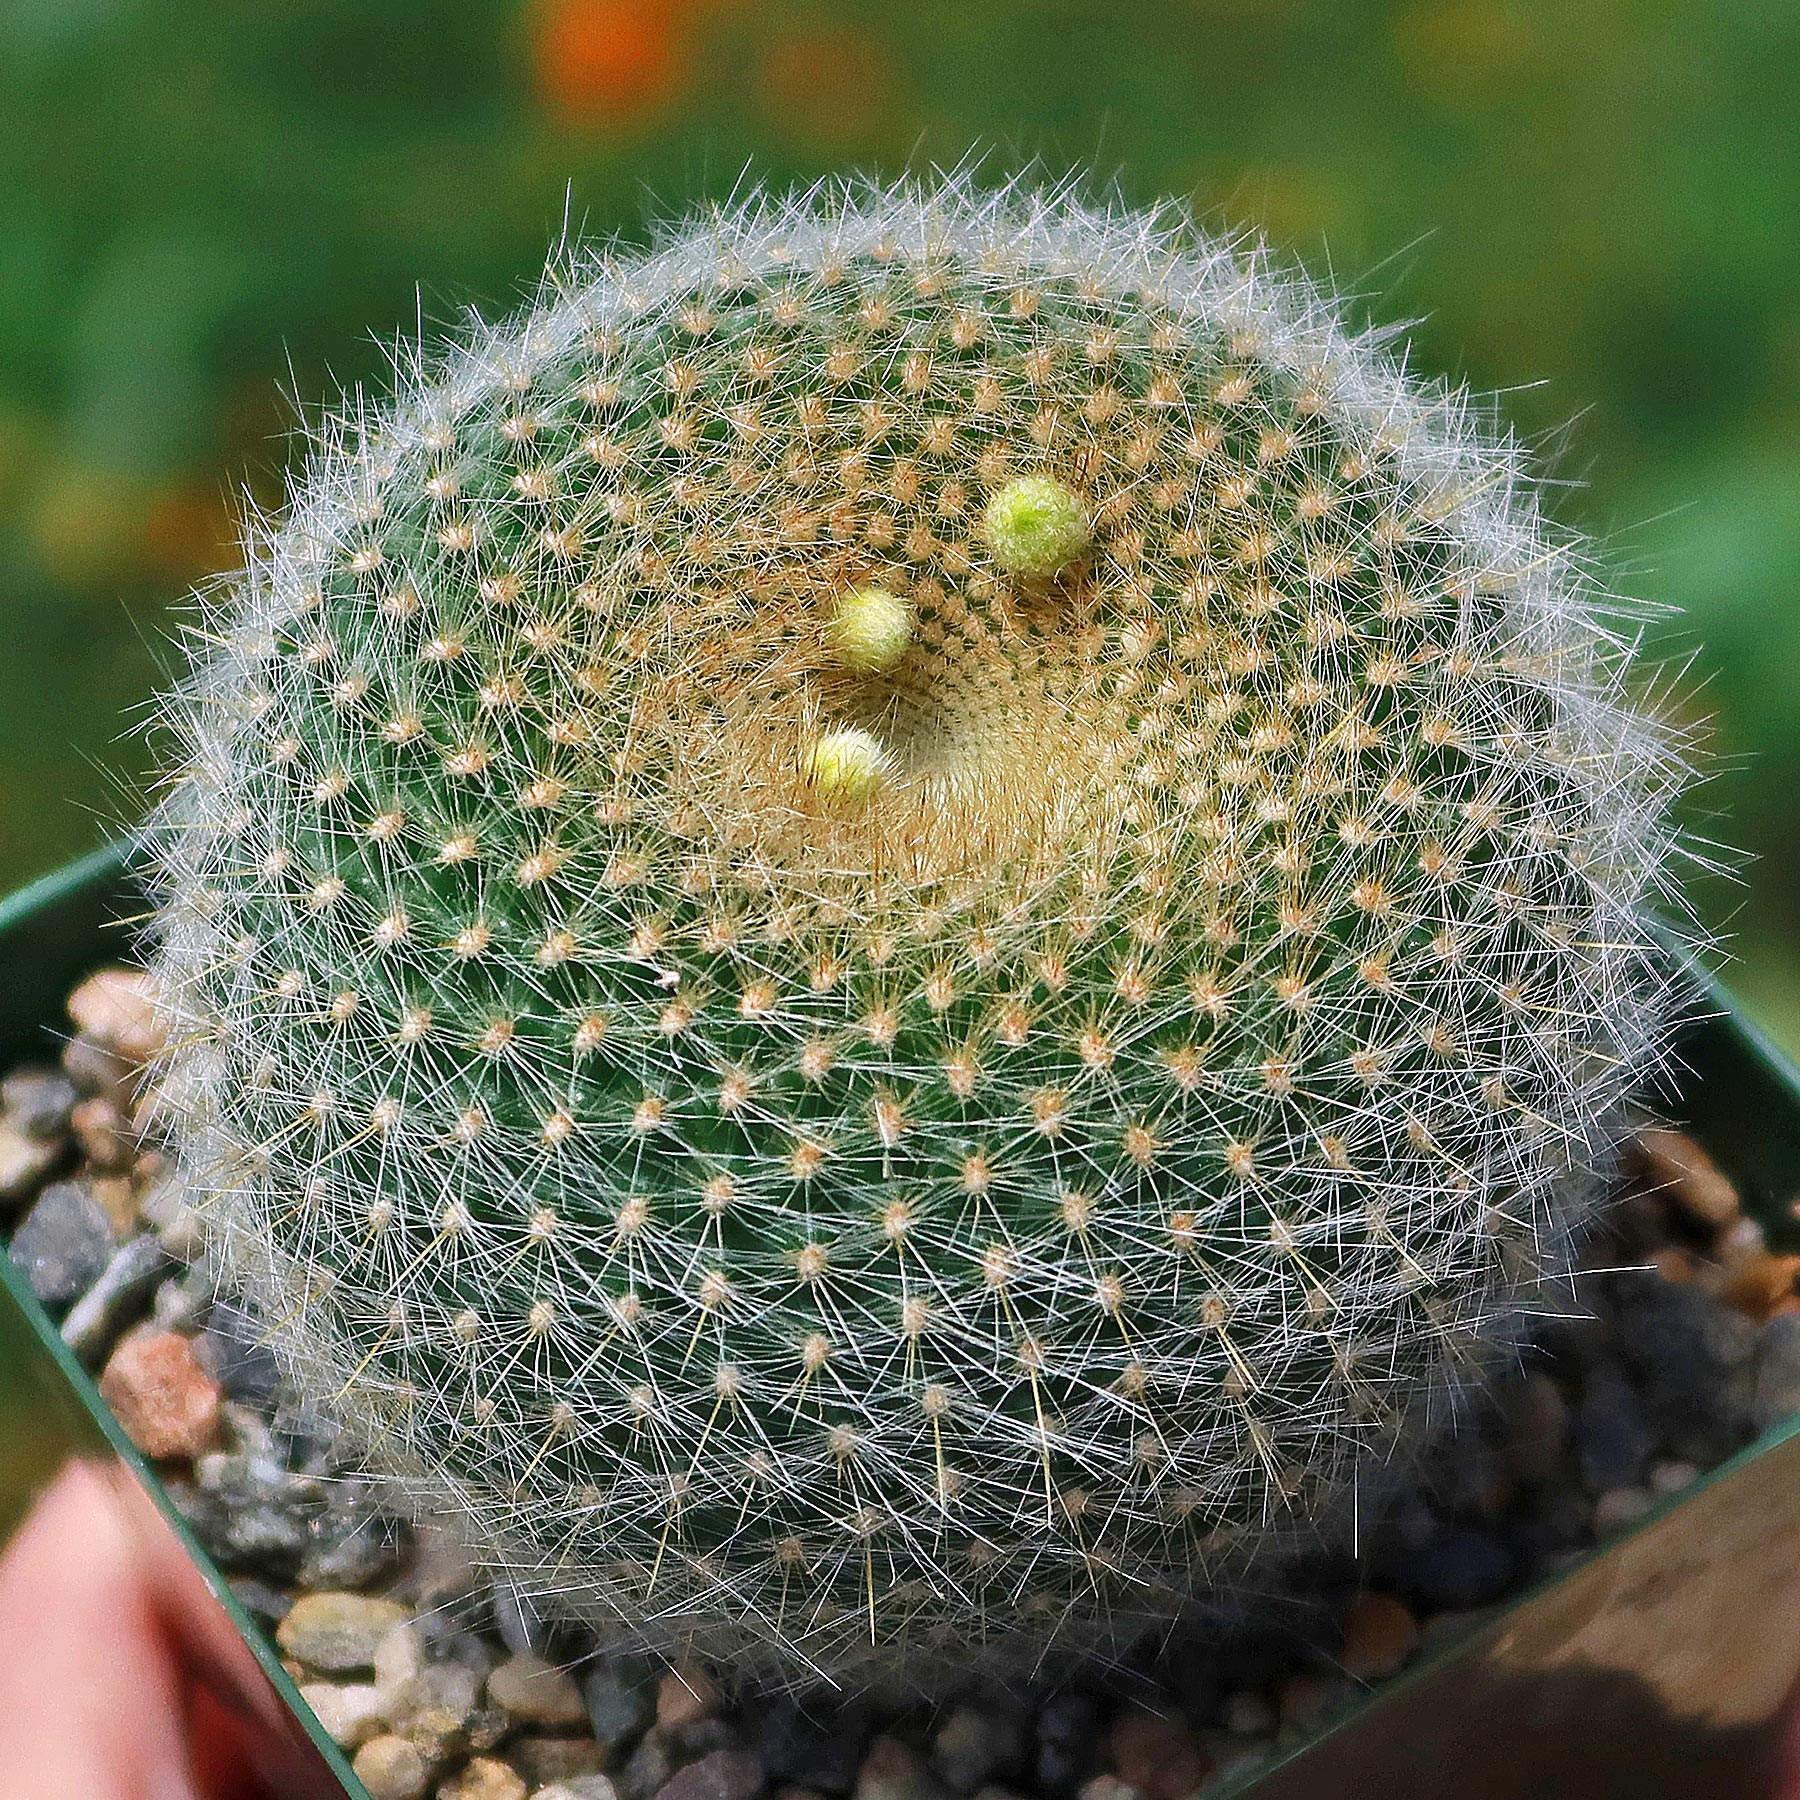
825, 585, 913, 673
982, 474, 1091, 578
804, 725, 889, 804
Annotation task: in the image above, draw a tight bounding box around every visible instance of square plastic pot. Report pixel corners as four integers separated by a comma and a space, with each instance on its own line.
4, 846, 1800, 1800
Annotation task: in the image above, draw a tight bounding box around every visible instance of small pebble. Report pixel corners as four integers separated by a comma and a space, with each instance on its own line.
1575, 1367, 1654, 1492
617, 1730, 675, 1800
440, 1757, 529, 1800
301, 1504, 408, 1591
403, 1705, 471, 1768
226, 1575, 293, 1625
490, 1653, 591, 1728
1105, 1709, 1211, 1800
424, 1658, 488, 1720
151, 1262, 208, 1333
0, 1120, 62, 1203
1219, 1692, 1274, 1738
200, 1299, 282, 1404
353, 1733, 430, 1800
1719, 1215, 1770, 1267
1653, 1245, 1699, 1284
1754, 1310, 1800, 1424
137, 1163, 190, 1227
652, 1748, 766, 1800
98, 1328, 221, 1458
493, 1578, 548, 1656
373, 1620, 427, 1716
674, 1718, 741, 1761
467, 1703, 514, 1751
10, 1177, 115, 1307
62, 1031, 129, 1097
152, 1198, 207, 1260
1501, 1370, 1570, 1487
1635, 1128, 1740, 1231
70, 1095, 134, 1170
418, 1607, 483, 1669
2, 1066, 78, 1138
512, 1739, 608, 1786
89, 1174, 138, 1236
403, 1521, 483, 1613
1076, 1778, 1141, 1800
1617, 1274, 1759, 1460
1034, 1694, 1101, 1798
1650, 1459, 1700, 1494
753, 1694, 869, 1792
658, 1665, 722, 1730
1593, 1485, 1657, 1532
277, 1591, 411, 1673
1723, 1252, 1800, 1323
533, 1781, 621, 1800
584, 1657, 653, 1748
298, 1680, 389, 1749
855, 1735, 950, 1800
1338, 1593, 1419, 1683
67, 967, 165, 1066
1274, 1674, 1337, 1735
932, 1707, 1011, 1793
179, 1470, 314, 1579
1407, 1525, 1516, 1611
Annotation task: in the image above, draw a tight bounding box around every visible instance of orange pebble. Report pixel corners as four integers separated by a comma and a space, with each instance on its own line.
1723, 1252, 1800, 1323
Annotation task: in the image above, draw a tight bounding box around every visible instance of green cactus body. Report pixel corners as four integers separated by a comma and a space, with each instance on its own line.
149, 180, 1687, 1680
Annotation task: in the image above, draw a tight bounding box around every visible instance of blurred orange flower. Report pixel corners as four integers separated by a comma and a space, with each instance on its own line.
532, 0, 689, 127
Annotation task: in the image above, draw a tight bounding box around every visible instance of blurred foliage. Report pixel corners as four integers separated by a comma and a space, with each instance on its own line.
0, 0, 1798, 1040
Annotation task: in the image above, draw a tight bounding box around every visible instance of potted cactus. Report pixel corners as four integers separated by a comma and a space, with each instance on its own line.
7, 179, 1800, 1799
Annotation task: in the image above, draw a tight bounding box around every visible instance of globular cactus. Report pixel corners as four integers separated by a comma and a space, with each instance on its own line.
147, 177, 1689, 1682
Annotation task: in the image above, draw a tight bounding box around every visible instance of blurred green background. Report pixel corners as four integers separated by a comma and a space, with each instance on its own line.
1, 0, 1797, 1038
